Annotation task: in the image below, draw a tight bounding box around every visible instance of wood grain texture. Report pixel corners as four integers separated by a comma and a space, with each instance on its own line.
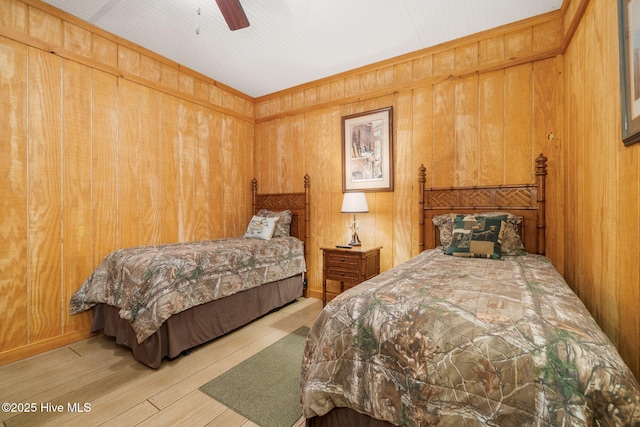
91, 70, 118, 266
160, 93, 179, 243
62, 59, 93, 332
454, 75, 479, 186
411, 87, 433, 256
0, 36, 28, 349
432, 79, 456, 187
563, 0, 639, 377
177, 99, 196, 241
208, 112, 224, 238
0, 0, 27, 31
28, 47, 62, 342
479, 70, 505, 185
392, 91, 414, 266
505, 64, 533, 184
140, 85, 163, 245
118, 78, 141, 248
194, 105, 212, 240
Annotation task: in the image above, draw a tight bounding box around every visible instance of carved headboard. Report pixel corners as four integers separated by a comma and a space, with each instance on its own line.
251, 174, 311, 261
419, 154, 548, 255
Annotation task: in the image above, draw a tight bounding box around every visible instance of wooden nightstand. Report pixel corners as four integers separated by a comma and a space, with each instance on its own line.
320, 246, 382, 306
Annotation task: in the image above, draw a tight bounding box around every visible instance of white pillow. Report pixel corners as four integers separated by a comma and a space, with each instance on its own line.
244, 215, 278, 240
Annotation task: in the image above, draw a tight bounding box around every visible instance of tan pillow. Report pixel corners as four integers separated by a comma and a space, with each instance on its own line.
257, 209, 292, 237
244, 215, 278, 240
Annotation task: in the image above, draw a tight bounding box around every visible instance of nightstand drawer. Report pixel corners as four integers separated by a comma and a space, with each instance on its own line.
325, 267, 360, 282
325, 253, 360, 268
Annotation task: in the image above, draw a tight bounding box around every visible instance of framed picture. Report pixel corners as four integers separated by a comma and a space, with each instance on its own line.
342, 107, 394, 192
619, 0, 640, 145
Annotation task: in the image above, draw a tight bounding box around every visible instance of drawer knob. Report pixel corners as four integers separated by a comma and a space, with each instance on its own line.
341, 272, 345, 276
340, 257, 345, 262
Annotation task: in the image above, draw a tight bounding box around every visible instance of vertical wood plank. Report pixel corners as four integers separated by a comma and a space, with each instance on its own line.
117, 79, 141, 248
177, 100, 196, 241
432, 80, 455, 186
601, 0, 621, 340
411, 86, 433, 256
314, 109, 334, 249
28, 47, 62, 341
91, 70, 118, 266
254, 122, 271, 192
62, 60, 92, 331
505, 64, 533, 184
533, 58, 561, 263
454, 75, 479, 186
392, 91, 413, 266
194, 105, 212, 240
478, 70, 505, 185
303, 110, 321, 288
241, 120, 254, 221
161, 94, 179, 243
0, 37, 28, 349
276, 116, 292, 191
618, 143, 640, 375
221, 116, 239, 235
208, 111, 223, 238
139, 85, 162, 245
291, 114, 305, 192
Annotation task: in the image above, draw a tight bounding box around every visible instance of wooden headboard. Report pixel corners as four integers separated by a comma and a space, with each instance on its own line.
251, 174, 311, 261
419, 154, 548, 255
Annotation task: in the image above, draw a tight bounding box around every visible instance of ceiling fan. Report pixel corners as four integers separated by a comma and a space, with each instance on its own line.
215, 0, 250, 31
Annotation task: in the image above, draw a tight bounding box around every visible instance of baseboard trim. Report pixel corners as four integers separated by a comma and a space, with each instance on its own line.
0, 330, 96, 366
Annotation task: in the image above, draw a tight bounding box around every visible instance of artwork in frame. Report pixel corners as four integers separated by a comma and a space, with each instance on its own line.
342, 107, 394, 192
619, 0, 640, 145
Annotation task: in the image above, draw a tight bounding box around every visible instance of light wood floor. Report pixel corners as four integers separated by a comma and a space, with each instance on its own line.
0, 297, 323, 427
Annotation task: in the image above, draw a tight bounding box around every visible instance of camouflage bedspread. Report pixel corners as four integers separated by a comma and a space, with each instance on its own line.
70, 236, 305, 343
301, 249, 640, 426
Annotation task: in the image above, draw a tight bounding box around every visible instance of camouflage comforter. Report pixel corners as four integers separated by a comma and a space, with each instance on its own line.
71, 236, 305, 343
301, 249, 640, 426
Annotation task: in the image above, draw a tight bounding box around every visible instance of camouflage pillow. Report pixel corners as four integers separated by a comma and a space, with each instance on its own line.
445, 215, 506, 259
433, 212, 526, 256
257, 209, 292, 237
432, 213, 456, 247
497, 216, 526, 256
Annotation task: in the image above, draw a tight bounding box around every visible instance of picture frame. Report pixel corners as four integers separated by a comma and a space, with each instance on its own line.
342, 107, 394, 192
619, 0, 640, 145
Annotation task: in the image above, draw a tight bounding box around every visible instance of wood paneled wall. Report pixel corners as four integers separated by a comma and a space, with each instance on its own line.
254, 12, 565, 309
564, 0, 640, 377
0, 0, 255, 363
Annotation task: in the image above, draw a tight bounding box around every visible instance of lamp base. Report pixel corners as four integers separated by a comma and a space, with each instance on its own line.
349, 232, 362, 246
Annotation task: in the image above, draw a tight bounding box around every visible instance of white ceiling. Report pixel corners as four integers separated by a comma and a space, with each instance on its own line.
41, 0, 563, 98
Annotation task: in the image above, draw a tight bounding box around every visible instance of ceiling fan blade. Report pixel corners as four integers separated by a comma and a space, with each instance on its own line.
215, 0, 250, 31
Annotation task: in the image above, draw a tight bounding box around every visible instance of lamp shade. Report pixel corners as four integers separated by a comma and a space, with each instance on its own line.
341, 192, 369, 213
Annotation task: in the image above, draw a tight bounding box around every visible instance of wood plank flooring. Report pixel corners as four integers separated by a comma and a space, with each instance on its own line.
0, 297, 323, 427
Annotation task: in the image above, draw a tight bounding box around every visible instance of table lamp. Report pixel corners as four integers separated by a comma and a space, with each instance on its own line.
341, 192, 369, 246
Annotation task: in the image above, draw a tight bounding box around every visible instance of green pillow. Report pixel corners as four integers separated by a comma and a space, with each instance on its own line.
445, 215, 506, 259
